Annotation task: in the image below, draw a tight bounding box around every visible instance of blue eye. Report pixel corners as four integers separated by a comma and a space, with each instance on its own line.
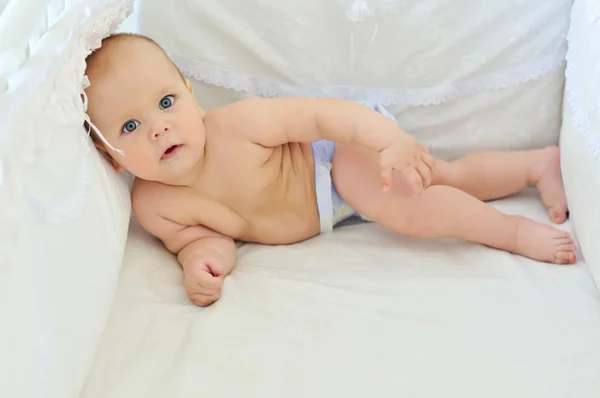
160, 95, 175, 110
122, 120, 140, 134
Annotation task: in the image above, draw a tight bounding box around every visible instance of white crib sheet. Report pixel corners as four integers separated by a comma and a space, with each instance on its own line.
82, 189, 600, 398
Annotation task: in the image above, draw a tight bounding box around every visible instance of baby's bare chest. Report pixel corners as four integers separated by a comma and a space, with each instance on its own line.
191, 143, 320, 242
206, 144, 313, 208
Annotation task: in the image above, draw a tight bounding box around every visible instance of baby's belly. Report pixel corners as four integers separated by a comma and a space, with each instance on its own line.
239, 154, 320, 244
240, 207, 321, 245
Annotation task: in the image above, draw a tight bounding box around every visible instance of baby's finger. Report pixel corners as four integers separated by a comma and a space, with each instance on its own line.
421, 152, 435, 172
192, 272, 223, 294
190, 289, 222, 307
416, 161, 432, 188
402, 167, 423, 196
381, 166, 393, 192
419, 141, 430, 154
204, 257, 224, 277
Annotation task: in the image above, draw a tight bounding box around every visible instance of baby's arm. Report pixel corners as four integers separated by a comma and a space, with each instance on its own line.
242, 98, 398, 150
171, 225, 236, 307
237, 98, 433, 191
133, 190, 236, 307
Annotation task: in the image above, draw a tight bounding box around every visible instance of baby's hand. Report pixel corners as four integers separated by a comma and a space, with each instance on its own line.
379, 133, 434, 195
183, 255, 225, 307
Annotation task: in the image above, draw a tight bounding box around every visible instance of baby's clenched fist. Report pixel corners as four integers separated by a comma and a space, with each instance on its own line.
183, 256, 225, 307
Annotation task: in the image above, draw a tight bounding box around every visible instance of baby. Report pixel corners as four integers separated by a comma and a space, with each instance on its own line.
85, 34, 576, 307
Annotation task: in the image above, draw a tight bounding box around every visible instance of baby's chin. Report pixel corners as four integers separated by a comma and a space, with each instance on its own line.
133, 165, 198, 185
133, 170, 185, 184
124, 146, 203, 184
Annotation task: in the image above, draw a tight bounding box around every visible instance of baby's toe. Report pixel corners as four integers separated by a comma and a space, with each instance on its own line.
553, 231, 571, 241
558, 236, 573, 244
557, 244, 576, 253
548, 209, 559, 223
554, 250, 576, 265
549, 207, 568, 224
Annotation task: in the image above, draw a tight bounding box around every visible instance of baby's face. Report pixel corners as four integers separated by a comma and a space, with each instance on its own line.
85, 39, 206, 184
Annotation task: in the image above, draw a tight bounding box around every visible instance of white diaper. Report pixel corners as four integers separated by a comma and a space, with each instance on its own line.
311, 101, 397, 233
312, 139, 362, 233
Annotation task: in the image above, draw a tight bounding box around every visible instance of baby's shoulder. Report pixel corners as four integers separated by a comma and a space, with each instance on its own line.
130, 178, 210, 248
131, 178, 181, 221
207, 98, 287, 130
206, 100, 284, 156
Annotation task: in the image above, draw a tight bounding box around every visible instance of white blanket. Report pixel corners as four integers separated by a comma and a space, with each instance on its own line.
83, 189, 600, 398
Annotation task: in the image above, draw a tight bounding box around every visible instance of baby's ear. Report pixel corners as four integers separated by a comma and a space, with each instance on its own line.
83, 121, 124, 173
183, 79, 205, 118
185, 79, 194, 94
92, 139, 124, 172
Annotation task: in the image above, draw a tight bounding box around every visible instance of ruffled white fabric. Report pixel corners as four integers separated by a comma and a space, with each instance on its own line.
170, 46, 566, 107
0, 2, 132, 397
0, 0, 132, 232
564, 0, 600, 159
140, 0, 569, 160
560, 1, 600, 295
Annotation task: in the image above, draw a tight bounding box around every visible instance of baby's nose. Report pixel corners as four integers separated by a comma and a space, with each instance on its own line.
152, 124, 170, 139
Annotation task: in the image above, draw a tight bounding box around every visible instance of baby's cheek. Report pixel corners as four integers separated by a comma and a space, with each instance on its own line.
124, 149, 155, 173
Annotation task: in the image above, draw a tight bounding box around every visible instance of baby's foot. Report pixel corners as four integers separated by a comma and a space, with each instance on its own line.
535, 146, 569, 224
513, 216, 576, 265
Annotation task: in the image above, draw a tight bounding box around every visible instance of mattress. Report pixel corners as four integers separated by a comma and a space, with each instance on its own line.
82, 189, 600, 398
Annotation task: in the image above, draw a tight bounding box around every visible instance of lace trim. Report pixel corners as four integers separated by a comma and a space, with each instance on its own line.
0, 0, 133, 272
169, 46, 566, 107
565, 0, 600, 158
41, 0, 132, 224
31, 0, 133, 224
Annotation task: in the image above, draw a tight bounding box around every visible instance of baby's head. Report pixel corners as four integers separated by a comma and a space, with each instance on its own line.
84, 33, 206, 184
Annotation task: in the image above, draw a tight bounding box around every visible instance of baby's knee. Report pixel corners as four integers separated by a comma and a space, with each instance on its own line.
431, 159, 453, 185
371, 201, 421, 236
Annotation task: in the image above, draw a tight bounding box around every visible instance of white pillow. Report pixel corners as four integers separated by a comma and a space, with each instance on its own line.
0, 1, 133, 397
138, 0, 571, 160
560, 0, 600, 286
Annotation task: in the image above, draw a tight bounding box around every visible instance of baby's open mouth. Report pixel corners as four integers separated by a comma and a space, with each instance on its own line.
161, 144, 181, 160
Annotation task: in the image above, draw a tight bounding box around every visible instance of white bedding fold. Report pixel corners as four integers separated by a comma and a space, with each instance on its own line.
83, 190, 600, 398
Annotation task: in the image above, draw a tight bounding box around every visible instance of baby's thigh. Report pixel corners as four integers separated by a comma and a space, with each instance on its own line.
332, 143, 377, 193
331, 143, 416, 221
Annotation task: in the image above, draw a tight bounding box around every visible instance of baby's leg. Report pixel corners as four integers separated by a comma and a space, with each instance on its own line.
434, 146, 568, 224
332, 144, 576, 264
